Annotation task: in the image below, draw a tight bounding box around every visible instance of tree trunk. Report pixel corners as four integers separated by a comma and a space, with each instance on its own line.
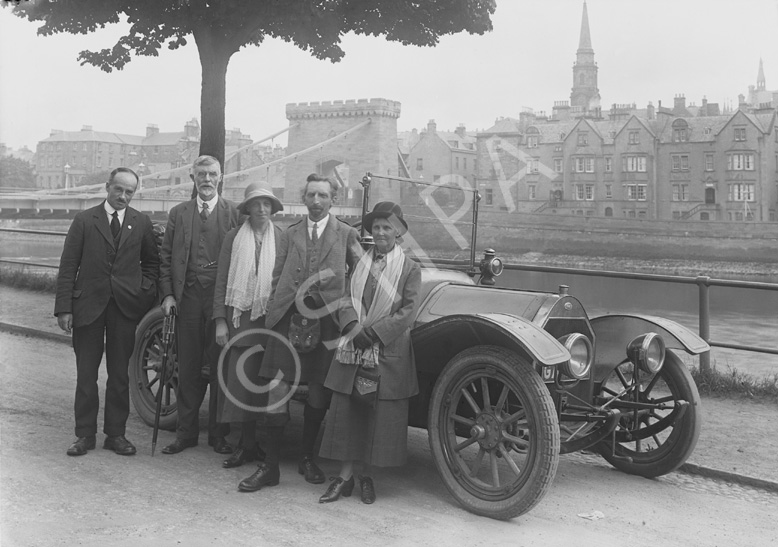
193, 28, 235, 194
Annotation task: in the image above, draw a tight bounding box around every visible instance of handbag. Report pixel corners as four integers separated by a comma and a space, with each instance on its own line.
351, 367, 381, 408
288, 313, 320, 354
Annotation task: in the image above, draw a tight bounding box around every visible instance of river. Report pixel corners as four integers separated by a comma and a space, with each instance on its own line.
2, 224, 776, 376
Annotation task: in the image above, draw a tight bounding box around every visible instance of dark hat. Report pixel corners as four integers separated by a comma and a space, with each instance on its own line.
363, 201, 408, 235
237, 181, 283, 215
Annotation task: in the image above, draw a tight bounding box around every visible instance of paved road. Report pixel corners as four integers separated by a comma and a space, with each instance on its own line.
1, 332, 777, 547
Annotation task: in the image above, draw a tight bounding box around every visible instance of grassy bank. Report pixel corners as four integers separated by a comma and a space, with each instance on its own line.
0, 266, 57, 292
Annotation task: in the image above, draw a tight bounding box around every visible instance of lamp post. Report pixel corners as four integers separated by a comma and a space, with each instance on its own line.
63, 163, 70, 192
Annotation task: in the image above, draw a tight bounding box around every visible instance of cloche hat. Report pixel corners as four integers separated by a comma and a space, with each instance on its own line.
237, 181, 283, 215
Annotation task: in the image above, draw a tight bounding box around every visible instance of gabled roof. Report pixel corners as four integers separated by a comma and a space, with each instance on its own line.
613, 115, 656, 140
437, 130, 476, 151
527, 121, 578, 143
41, 130, 144, 145
143, 131, 185, 146
479, 117, 522, 135
714, 110, 770, 138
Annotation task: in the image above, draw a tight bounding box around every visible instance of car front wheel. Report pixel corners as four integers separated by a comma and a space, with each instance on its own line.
129, 306, 179, 430
594, 349, 701, 478
427, 345, 560, 520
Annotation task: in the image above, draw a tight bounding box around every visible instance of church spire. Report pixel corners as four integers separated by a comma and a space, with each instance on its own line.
578, 1, 593, 52
757, 58, 766, 90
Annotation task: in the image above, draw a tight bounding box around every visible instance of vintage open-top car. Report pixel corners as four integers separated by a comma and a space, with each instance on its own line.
129, 172, 706, 519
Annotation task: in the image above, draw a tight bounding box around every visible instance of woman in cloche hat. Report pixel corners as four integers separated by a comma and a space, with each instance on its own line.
213, 181, 283, 468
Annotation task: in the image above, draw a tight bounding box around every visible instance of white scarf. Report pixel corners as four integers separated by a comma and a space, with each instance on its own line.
225, 218, 276, 328
336, 245, 405, 367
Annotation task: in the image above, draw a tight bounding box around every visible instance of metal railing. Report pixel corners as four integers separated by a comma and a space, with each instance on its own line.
3, 227, 777, 372
503, 263, 778, 373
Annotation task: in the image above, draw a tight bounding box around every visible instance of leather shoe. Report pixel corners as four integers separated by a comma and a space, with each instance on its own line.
319, 476, 355, 503
209, 436, 233, 454
238, 463, 280, 492
359, 475, 376, 504
161, 437, 198, 455
298, 456, 325, 484
66, 436, 96, 456
223, 447, 260, 469
103, 435, 137, 456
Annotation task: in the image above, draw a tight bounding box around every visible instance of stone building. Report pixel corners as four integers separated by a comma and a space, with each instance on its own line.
283, 98, 402, 206
34, 119, 202, 189
475, 1, 778, 222
405, 120, 477, 206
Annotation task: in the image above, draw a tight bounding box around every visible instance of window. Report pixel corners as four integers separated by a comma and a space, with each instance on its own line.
729, 183, 755, 202
605, 184, 612, 199
484, 188, 493, 205
577, 132, 588, 146
416, 158, 423, 170
554, 145, 563, 152
672, 184, 688, 201
527, 159, 539, 174
554, 158, 563, 173
527, 136, 538, 148
574, 184, 594, 200
727, 153, 754, 171
455, 157, 459, 169
734, 127, 746, 142
705, 154, 714, 171
625, 184, 647, 201
638, 211, 647, 219
671, 154, 689, 171
493, 139, 502, 150
604, 157, 612, 172
622, 155, 647, 172
629, 131, 639, 144
672, 211, 681, 220
83, 143, 88, 151
573, 156, 594, 173
528, 184, 536, 200
673, 128, 688, 142
463, 158, 468, 170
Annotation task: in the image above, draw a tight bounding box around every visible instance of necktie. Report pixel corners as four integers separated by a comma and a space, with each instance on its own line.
111, 211, 120, 243
311, 222, 318, 244
200, 202, 210, 221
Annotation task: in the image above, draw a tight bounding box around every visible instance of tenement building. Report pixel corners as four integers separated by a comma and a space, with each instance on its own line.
474, 2, 778, 222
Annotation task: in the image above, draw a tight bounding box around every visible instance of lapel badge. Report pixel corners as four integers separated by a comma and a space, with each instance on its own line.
128, 225, 132, 230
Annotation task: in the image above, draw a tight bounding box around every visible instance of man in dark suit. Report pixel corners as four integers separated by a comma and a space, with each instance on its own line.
55, 167, 159, 456
159, 155, 241, 455
238, 173, 361, 492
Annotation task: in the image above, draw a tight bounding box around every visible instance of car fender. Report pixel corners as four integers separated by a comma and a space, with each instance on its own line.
590, 314, 710, 381
413, 313, 570, 370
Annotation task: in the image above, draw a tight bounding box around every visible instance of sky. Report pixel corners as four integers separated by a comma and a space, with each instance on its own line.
1, 0, 777, 151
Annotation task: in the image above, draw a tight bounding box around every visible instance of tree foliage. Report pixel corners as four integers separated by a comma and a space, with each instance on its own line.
12, 0, 495, 168
0, 156, 36, 188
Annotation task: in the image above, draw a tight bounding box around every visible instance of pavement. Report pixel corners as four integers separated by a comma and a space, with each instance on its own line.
1, 284, 777, 494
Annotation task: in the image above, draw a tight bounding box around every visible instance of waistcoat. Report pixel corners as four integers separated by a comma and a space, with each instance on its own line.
186, 205, 220, 287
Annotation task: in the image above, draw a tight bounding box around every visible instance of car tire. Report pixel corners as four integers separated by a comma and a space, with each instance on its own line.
129, 306, 178, 431
427, 345, 560, 520
594, 349, 701, 478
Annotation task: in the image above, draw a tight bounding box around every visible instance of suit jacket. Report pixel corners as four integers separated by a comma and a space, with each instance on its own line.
54, 203, 159, 328
264, 215, 361, 329
325, 254, 421, 400
159, 197, 241, 303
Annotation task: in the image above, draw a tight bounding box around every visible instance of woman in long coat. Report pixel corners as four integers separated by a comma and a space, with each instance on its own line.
318, 202, 421, 504
213, 181, 283, 468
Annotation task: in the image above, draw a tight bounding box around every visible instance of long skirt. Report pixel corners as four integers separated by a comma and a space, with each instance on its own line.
318, 391, 410, 468
216, 310, 268, 423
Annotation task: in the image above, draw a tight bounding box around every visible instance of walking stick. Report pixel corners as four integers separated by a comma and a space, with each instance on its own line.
152, 307, 176, 456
